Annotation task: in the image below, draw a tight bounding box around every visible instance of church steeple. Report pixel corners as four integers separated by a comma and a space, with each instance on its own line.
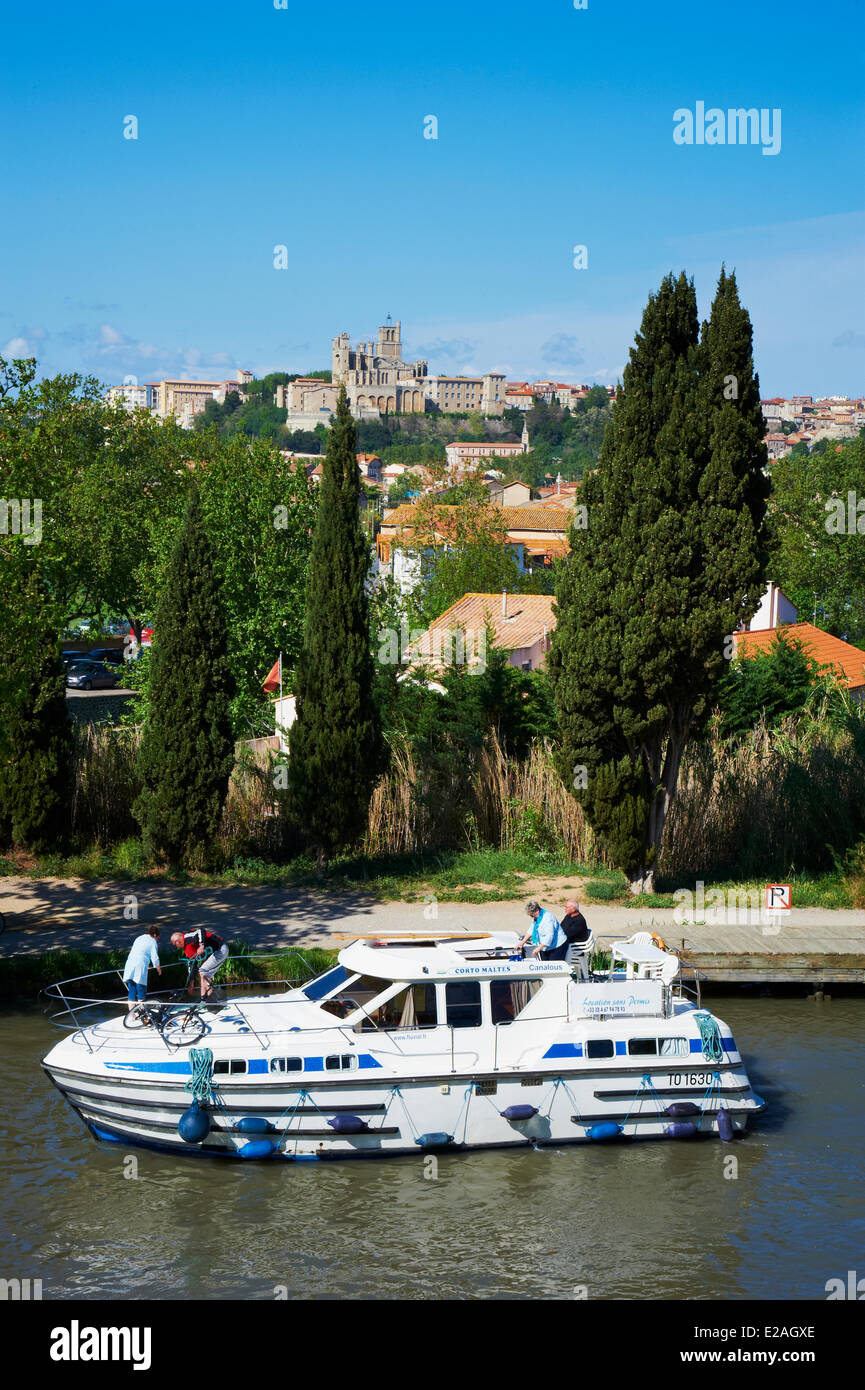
521, 418, 530, 452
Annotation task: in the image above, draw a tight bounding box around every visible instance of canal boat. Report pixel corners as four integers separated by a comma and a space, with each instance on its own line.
41, 933, 765, 1160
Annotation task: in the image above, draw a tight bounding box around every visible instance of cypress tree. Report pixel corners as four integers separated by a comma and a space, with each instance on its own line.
133, 487, 235, 868
287, 384, 385, 870
548, 270, 768, 892
0, 565, 73, 853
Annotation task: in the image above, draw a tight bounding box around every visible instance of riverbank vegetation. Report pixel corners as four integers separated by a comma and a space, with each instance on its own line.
3, 292, 865, 905
0, 942, 337, 1001
1, 667, 863, 909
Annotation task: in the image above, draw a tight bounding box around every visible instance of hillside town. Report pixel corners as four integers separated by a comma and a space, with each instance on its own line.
105, 317, 862, 474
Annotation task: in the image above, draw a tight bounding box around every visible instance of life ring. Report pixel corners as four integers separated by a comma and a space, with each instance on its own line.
650, 932, 667, 952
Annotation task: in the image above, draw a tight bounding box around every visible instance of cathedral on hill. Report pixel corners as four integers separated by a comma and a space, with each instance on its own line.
275, 315, 505, 428
332, 317, 429, 416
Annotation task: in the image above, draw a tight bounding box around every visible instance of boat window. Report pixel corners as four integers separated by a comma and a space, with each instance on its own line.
446, 981, 482, 1029
214, 1059, 247, 1074
628, 1038, 658, 1056
585, 1039, 614, 1059
490, 979, 543, 1025
320, 973, 390, 1018
303, 965, 352, 1001
659, 1037, 689, 1057
357, 983, 437, 1031
325, 1054, 358, 1071
270, 1057, 304, 1073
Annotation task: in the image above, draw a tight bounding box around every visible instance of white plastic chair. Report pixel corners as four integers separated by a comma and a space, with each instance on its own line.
568, 931, 595, 981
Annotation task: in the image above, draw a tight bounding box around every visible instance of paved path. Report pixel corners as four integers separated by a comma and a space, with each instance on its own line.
0, 877, 862, 966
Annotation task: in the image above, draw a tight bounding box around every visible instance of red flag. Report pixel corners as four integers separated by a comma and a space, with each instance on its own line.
262, 659, 281, 694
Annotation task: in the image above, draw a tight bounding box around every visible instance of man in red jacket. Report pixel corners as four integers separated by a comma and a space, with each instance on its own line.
170, 928, 228, 1000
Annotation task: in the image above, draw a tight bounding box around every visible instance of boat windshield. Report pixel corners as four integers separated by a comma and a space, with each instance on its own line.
302, 965, 352, 1001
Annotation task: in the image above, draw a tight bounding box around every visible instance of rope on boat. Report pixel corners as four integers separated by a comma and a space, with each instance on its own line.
273, 1089, 331, 1153
453, 1084, 474, 1144
694, 1011, 724, 1063
548, 1076, 583, 1126
620, 1074, 665, 1134
185, 1048, 214, 1104
697, 1073, 722, 1130
387, 1086, 420, 1142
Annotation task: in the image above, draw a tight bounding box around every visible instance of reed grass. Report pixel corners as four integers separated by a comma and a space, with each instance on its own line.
32, 690, 865, 897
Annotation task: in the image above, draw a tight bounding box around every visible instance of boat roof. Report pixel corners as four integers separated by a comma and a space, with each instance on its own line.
336, 933, 569, 982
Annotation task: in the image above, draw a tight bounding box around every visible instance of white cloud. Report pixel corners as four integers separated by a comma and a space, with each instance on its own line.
540, 333, 585, 368
3, 336, 31, 357
99, 323, 127, 346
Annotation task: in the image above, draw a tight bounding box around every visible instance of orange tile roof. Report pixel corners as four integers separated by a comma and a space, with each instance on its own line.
522, 539, 570, 558
382, 503, 571, 533
419, 592, 557, 656
734, 622, 865, 690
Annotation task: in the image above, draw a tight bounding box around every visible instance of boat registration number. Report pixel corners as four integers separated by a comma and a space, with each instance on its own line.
667, 1071, 714, 1086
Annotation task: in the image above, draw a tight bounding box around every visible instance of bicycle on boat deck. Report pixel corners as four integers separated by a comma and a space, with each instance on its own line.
122, 950, 226, 1046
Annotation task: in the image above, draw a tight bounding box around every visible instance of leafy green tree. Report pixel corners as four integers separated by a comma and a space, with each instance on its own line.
394, 646, 556, 762
286, 385, 386, 870
768, 435, 865, 640
66, 404, 193, 645
386, 470, 427, 505
549, 269, 768, 892
199, 438, 318, 734
582, 385, 610, 411
0, 358, 193, 645
0, 564, 73, 853
409, 542, 527, 628
133, 489, 235, 868
717, 634, 821, 738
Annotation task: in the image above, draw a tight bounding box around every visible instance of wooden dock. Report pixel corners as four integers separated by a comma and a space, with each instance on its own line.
677, 950, 865, 985
595, 911, 865, 984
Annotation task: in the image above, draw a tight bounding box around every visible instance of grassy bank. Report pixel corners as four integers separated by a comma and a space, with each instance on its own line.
1, 844, 860, 910
0, 942, 337, 1002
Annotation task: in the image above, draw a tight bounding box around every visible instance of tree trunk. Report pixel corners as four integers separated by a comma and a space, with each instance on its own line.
628, 869, 654, 896
315, 845, 329, 876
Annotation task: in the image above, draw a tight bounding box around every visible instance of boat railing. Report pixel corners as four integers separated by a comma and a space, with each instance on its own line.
39, 953, 319, 1052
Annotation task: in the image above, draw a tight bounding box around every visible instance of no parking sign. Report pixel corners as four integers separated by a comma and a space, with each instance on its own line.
765, 883, 792, 912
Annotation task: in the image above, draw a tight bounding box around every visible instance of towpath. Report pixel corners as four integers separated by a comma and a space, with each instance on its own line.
1, 876, 862, 982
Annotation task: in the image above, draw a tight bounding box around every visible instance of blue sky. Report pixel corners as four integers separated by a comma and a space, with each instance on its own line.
1, 0, 863, 397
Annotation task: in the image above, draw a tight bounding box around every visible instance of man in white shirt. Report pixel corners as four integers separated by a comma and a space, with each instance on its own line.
121, 927, 162, 1010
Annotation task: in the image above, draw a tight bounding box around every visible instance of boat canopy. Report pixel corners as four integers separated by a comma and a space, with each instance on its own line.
336, 933, 569, 984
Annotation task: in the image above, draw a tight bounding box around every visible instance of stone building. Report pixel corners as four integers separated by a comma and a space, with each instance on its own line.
277, 316, 505, 427
332, 317, 429, 416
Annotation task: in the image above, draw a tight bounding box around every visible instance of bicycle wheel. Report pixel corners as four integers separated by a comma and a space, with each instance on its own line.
123, 1004, 154, 1030
162, 1010, 208, 1047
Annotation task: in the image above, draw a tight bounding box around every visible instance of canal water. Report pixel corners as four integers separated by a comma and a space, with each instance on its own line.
1, 995, 862, 1301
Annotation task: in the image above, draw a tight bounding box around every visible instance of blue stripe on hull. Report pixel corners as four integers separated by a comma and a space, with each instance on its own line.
102, 1053, 384, 1075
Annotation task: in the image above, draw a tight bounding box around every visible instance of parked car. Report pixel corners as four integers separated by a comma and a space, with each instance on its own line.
65, 661, 120, 691
87, 648, 125, 667
61, 650, 83, 665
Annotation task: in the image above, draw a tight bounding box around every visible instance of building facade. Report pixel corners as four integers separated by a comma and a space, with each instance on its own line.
281, 317, 507, 428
